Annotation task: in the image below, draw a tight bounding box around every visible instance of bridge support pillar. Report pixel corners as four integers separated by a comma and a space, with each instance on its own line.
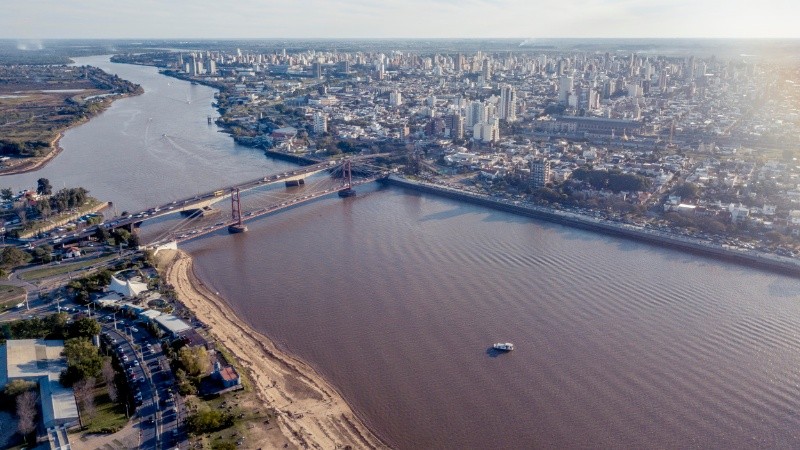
228, 188, 248, 233
285, 178, 305, 187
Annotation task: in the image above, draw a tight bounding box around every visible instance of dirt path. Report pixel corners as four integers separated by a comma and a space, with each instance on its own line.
157, 249, 390, 450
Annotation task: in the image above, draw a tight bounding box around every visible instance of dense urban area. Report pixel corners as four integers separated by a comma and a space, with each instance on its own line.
1, 38, 800, 450
114, 44, 800, 258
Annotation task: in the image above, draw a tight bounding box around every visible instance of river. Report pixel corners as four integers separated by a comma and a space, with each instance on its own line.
0, 55, 296, 212
7, 56, 800, 449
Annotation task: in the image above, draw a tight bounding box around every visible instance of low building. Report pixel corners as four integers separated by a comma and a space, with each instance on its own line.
0, 339, 79, 428
213, 363, 241, 389
154, 314, 192, 337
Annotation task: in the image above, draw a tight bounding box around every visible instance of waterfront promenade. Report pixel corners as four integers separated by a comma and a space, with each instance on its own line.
384, 175, 800, 278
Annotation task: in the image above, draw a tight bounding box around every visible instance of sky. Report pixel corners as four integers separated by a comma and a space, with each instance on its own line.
1, 0, 798, 39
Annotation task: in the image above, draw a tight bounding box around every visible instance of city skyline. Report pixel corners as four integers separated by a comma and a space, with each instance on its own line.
2, 0, 798, 40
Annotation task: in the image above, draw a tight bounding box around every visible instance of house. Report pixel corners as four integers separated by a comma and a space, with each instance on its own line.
213, 363, 241, 389
64, 247, 81, 259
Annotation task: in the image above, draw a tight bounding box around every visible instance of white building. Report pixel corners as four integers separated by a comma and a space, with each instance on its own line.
530, 159, 551, 188
389, 90, 402, 106
466, 101, 487, 128
313, 112, 328, 134
559, 75, 574, 105
499, 85, 517, 122
473, 120, 499, 143
0, 340, 79, 428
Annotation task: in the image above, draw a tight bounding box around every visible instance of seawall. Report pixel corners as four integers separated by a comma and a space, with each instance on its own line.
382, 176, 800, 278
263, 150, 321, 166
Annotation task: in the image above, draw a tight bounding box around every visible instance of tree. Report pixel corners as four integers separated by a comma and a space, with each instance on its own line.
112, 229, 131, 245
61, 338, 103, 386
127, 233, 141, 248
35, 200, 52, 219
0, 246, 31, 269
0, 188, 12, 202
673, 182, 699, 200
94, 226, 110, 243
37, 178, 52, 196
67, 317, 101, 339
16, 390, 38, 438
185, 408, 235, 434
101, 359, 118, 403
178, 346, 210, 376
4, 379, 36, 398
33, 245, 53, 264
74, 377, 96, 424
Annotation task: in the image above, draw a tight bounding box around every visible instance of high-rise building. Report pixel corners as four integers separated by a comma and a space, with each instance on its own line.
482, 59, 492, 80
445, 114, 464, 139
559, 76, 574, 105
389, 90, 402, 106
530, 159, 551, 188
473, 118, 499, 143
206, 59, 217, 75
466, 101, 487, 128
313, 112, 327, 134
499, 85, 517, 122
312, 62, 322, 79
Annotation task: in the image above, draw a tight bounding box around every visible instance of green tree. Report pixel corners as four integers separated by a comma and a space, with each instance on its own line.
127, 233, 141, 248
94, 226, 110, 244
185, 408, 235, 434
3, 379, 36, 398
112, 229, 131, 245
61, 338, 103, 386
0, 246, 31, 269
673, 182, 699, 200
37, 178, 52, 196
32, 245, 53, 264
67, 317, 101, 339
0, 188, 12, 202
175, 368, 198, 395
178, 346, 210, 376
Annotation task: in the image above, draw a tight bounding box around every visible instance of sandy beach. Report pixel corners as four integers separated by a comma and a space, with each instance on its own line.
156, 249, 390, 450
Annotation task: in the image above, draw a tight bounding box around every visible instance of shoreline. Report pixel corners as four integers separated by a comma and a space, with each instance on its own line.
0, 90, 142, 176
156, 249, 391, 449
0, 131, 67, 176
384, 176, 800, 278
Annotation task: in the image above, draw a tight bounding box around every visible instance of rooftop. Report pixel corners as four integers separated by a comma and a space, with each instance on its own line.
0, 339, 79, 428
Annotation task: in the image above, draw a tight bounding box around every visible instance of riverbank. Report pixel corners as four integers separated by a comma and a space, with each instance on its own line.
384, 175, 800, 278
156, 249, 390, 450
0, 132, 66, 175
0, 90, 142, 176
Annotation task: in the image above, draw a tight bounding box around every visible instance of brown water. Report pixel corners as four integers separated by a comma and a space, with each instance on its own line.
186, 184, 800, 449
8, 56, 800, 449
0, 55, 295, 212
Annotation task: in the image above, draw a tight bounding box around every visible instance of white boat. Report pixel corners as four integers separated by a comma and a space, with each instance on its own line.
492, 342, 514, 351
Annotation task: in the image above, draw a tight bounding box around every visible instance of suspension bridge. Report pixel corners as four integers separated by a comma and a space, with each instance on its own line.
29, 156, 390, 249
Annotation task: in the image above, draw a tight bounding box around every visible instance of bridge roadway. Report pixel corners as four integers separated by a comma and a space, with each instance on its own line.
27, 156, 387, 249
149, 175, 385, 246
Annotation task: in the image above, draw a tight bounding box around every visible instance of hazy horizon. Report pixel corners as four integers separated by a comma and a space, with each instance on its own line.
2, 0, 797, 40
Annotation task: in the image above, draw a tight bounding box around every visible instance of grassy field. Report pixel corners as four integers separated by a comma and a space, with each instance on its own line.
0, 284, 26, 311
19, 254, 116, 281
182, 342, 280, 449
82, 390, 129, 434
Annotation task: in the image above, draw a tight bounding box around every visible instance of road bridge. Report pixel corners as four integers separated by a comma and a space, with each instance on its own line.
30, 156, 389, 249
